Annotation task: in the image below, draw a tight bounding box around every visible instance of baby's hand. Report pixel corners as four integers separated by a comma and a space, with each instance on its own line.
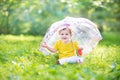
78, 48, 83, 56
41, 42, 48, 48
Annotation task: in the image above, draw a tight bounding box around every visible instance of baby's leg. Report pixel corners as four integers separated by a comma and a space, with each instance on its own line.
77, 56, 84, 63
59, 56, 83, 65
59, 57, 76, 65
59, 58, 68, 65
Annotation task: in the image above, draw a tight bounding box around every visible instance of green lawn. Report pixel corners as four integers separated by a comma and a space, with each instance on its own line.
0, 32, 120, 80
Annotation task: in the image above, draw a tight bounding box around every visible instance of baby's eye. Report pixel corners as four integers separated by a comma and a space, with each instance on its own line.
66, 34, 68, 35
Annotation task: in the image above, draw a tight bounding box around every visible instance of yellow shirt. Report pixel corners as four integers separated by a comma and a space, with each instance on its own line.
54, 40, 79, 59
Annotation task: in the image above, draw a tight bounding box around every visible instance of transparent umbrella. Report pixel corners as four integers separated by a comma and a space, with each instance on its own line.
39, 17, 102, 55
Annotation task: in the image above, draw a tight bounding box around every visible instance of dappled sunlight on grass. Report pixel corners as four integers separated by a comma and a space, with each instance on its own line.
0, 34, 42, 41
0, 32, 120, 80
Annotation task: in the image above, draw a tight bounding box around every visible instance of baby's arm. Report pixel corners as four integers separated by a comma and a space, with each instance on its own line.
41, 42, 57, 53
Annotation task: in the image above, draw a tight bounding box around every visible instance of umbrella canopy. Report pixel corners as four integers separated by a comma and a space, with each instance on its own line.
39, 17, 102, 55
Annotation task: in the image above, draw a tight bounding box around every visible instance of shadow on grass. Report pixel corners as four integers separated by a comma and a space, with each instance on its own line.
100, 32, 120, 46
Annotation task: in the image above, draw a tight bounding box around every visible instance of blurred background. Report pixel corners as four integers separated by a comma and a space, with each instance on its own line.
0, 1, 120, 80
0, 0, 120, 36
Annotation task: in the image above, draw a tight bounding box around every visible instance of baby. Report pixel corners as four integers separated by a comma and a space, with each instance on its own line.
42, 27, 84, 65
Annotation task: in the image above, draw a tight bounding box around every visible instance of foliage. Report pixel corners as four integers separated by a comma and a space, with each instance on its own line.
0, 0, 120, 35
0, 32, 120, 80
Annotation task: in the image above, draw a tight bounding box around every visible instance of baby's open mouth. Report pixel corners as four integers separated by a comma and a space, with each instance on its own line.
62, 38, 67, 40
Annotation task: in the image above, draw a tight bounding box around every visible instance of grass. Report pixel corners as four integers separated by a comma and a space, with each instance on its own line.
0, 32, 120, 80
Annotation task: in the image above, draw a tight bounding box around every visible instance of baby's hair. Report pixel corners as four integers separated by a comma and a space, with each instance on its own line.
58, 27, 72, 36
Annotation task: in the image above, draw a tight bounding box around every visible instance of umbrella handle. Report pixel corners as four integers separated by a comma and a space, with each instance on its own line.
71, 40, 83, 56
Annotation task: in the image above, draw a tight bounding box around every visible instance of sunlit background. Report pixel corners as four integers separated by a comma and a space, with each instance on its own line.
0, 0, 119, 35
0, 0, 120, 80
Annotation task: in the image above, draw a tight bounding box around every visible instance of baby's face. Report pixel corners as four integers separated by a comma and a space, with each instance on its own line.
59, 29, 71, 43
